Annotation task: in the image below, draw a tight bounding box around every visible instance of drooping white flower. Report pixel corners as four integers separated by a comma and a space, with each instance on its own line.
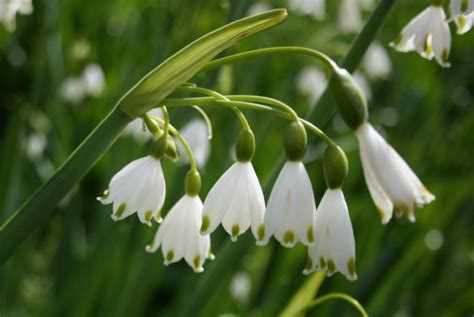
338, 0, 363, 33
247, 2, 272, 16
362, 43, 393, 79
24, 132, 47, 160
304, 189, 357, 281
0, 0, 33, 32
177, 119, 211, 168
98, 155, 166, 226
449, 0, 474, 34
289, 0, 326, 21
146, 194, 213, 273
296, 67, 328, 105
60, 77, 86, 104
260, 162, 316, 247
82, 64, 105, 97
355, 123, 435, 224
201, 162, 265, 242
390, 5, 451, 67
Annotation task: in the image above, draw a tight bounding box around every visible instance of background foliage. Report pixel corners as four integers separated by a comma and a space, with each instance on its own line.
1, 0, 473, 316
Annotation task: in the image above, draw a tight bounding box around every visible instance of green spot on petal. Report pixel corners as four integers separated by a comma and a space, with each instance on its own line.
462, 0, 469, 12
347, 257, 356, 277
257, 224, 265, 241
166, 250, 174, 262
283, 230, 295, 245
100, 189, 110, 200
441, 48, 450, 64
307, 225, 314, 243
115, 203, 127, 218
320, 257, 327, 269
201, 216, 210, 233
231, 224, 240, 240
327, 258, 336, 274
193, 255, 201, 269
145, 210, 153, 222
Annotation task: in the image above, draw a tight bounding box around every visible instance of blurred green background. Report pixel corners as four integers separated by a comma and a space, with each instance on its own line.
1, 0, 473, 316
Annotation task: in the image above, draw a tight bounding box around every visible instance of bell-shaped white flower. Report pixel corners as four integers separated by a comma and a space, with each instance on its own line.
0, 0, 33, 32
338, 0, 363, 33
201, 162, 265, 242
449, 0, 474, 34
304, 189, 357, 281
390, 5, 451, 67
146, 194, 213, 273
362, 43, 393, 80
98, 155, 166, 226
82, 64, 105, 97
356, 123, 435, 224
296, 67, 328, 105
177, 119, 211, 168
261, 161, 316, 247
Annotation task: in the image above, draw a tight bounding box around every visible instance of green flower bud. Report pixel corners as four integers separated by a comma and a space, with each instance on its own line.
431, 0, 444, 7
151, 135, 168, 159
284, 121, 307, 161
323, 144, 349, 189
144, 114, 162, 138
185, 170, 201, 196
165, 135, 180, 162
330, 67, 368, 130
236, 128, 255, 162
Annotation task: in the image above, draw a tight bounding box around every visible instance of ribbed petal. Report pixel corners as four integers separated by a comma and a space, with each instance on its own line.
263, 162, 316, 247
356, 123, 435, 223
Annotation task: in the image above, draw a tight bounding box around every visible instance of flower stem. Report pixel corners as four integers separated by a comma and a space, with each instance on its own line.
300, 292, 368, 317
201, 46, 339, 73
149, 115, 199, 173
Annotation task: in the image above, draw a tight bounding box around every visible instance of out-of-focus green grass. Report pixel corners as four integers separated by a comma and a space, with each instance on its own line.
1, 0, 473, 316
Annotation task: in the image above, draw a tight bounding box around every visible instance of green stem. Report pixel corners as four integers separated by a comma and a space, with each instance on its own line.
166, 96, 335, 146
0, 108, 130, 264
191, 106, 213, 139
301, 293, 368, 317
201, 46, 338, 73
150, 115, 198, 173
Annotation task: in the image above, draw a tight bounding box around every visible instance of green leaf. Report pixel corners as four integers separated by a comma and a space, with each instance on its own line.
118, 9, 287, 118
280, 272, 326, 317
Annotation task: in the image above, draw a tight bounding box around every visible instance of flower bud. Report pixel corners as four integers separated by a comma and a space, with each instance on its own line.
165, 135, 180, 162
330, 67, 368, 130
152, 135, 168, 159
323, 144, 348, 189
236, 128, 255, 162
144, 114, 162, 138
185, 170, 201, 196
284, 121, 307, 161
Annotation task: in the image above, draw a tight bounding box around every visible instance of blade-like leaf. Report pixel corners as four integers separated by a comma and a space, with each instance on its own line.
118, 9, 287, 118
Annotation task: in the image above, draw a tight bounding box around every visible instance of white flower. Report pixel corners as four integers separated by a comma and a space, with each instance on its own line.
304, 189, 357, 281
82, 64, 105, 97
60, 77, 86, 104
362, 43, 393, 79
338, 0, 363, 33
355, 123, 435, 224
201, 162, 265, 242
390, 5, 451, 67
146, 194, 213, 273
289, 0, 326, 20
123, 108, 163, 141
177, 119, 211, 168
24, 132, 47, 160
0, 0, 32, 32
98, 155, 166, 226
260, 161, 316, 247
449, 0, 474, 34
296, 67, 328, 105
247, 2, 272, 16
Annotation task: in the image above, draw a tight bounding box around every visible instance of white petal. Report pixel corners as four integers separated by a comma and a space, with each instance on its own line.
177, 119, 210, 168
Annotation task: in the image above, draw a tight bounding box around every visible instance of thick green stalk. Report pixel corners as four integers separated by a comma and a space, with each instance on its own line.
0, 108, 130, 263
181, 0, 398, 314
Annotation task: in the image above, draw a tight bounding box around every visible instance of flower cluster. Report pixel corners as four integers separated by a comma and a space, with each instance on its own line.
391, 0, 473, 67
0, 0, 32, 32
98, 60, 435, 281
